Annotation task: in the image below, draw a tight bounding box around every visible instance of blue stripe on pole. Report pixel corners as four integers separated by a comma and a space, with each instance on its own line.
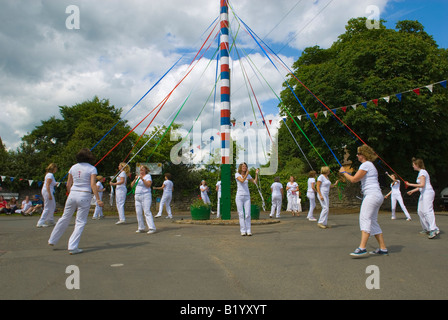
221, 71, 230, 80
220, 49, 229, 57
221, 94, 230, 102
221, 117, 231, 126
221, 140, 230, 149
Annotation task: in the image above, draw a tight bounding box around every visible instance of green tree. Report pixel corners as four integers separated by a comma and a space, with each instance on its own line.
279, 18, 448, 188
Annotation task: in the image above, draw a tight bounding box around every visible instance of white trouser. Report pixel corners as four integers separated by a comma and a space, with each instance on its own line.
307, 192, 316, 219
48, 191, 91, 250
359, 192, 384, 235
157, 193, 172, 217
270, 195, 282, 217
418, 190, 438, 231
318, 193, 329, 225
37, 189, 56, 225
216, 192, 221, 218
201, 193, 211, 205
287, 194, 298, 212
135, 194, 156, 231
93, 192, 103, 218
236, 195, 251, 234
391, 192, 410, 219
115, 187, 127, 221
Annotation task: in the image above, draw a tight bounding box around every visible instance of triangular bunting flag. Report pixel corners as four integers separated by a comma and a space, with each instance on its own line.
297, 115, 302, 121
332, 109, 337, 115
342, 106, 347, 113
440, 80, 447, 88
28, 180, 33, 186
361, 102, 367, 108
413, 88, 420, 95
250, 121, 253, 126
372, 99, 378, 106
396, 93, 402, 101
323, 111, 327, 117
314, 112, 318, 119
351, 104, 357, 110
382, 96, 390, 103
269, 120, 272, 125
426, 84, 433, 93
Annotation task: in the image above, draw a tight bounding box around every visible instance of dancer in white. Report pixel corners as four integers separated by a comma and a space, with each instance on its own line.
154, 173, 174, 219
37, 163, 58, 227
384, 172, 411, 221
406, 158, 440, 239
199, 180, 211, 205
92, 176, 105, 219
306, 171, 317, 221
215, 180, 221, 218
235, 163, 259, 236
270, 177, 283, 218
316, 167, 338, 229
339, 145, 388, 258
110, 162, 129, 224
131, 165, 156, 234
286, 176, 300, 216
48, 148, 103, 255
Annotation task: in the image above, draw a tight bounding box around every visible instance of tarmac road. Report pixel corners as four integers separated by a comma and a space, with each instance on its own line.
0, 210, 447, 301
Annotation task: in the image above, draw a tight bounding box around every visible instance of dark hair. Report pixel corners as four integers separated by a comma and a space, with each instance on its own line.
165, 173, 172, 180
76, 148, 95, 164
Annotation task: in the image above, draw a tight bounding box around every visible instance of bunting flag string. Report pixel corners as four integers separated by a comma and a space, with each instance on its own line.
293, 80, 446, 121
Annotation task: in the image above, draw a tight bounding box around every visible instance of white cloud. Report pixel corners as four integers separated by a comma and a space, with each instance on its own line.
0, 0, 392, 153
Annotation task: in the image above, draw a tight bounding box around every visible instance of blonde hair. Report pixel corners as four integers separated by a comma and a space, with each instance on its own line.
412, 157, 425, 169
320, 166, 330, 175
119, 162, 130, 174
357, 145, 378, 162
96, 175, 104, 181
237, 162, 248, 175
308, 170, 316, 178
46, 163, 57, 173
139, 165, 150, 174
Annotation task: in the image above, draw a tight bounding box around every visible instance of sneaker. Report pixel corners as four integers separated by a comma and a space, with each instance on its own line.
136, 229, 145, 233
419, 230, 429, 235
406, 218, 412, 221
350, 248, 368, 258
241, 233, 246, 236
69, 248, 83, 255
115, 220, 126, 225
154, 214, 162, 218
317, 223, 328, 229
147, 229, 156, 234
369, 248, 389, 256
36, 223, 48, 228
246, 233, 252, 236
428, 230, 439, 239
308, 217, 317, 221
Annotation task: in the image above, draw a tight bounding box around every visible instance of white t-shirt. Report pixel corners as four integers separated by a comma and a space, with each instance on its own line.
307, 178, 316, 193
42, 172, 57, 193
317, 175, 331, 196
216, 181, 221, 197
271, 182, 283, 198
417, 169, 433, 193
200, 185, 209, 197
69, 163, 98, 193
116, 171, 127, 191
359, 161, 381, 195
235, 173, 252, 196
287, 182, 298, 196
135, 174, 152, 195
391, 181, 401, 195
22, 200, 32, 212
163, 180, 173, 195
96, 181, 104, 196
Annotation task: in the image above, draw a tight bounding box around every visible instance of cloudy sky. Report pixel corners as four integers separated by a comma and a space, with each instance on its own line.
1, 0, 447, 165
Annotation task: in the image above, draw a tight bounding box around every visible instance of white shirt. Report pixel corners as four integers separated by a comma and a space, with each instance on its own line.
96, 181, 104, 196
271, 182, 283, 198
135, 174, 152, 195
417, 169, 433, 193
216, 181, 221, 196
317, 175, 331, 196
235, 173, 252, 196
22, 200, 32, 211
307, 178, 316, 193
287, 182, 298, 196
69, 163, 98, 192
391, 181, 401, 195
162, 180, 173, 195
200, 185, 209, 196
359, 161, 381, 195
116, 171, 127, 191
42, 172, 57, 193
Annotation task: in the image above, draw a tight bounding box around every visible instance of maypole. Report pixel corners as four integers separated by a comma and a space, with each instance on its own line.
220, 0, 231, 220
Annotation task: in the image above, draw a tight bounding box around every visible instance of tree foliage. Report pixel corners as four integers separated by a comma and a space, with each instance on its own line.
278, 18, 448, 188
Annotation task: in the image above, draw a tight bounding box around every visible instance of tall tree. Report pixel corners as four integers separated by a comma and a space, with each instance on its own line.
279, 18, 448, 188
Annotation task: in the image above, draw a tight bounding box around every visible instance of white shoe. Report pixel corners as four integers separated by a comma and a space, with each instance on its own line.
147, 229, 156, 234
115, 220, 126, 225
154, 214, 162, 218
166, 216, 173, 219
308, 217, 317, 221
69, 248, 83, 255
136, 229, 145, 233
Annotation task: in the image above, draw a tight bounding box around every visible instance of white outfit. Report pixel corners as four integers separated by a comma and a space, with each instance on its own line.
200, 185, 211, 204
115, 171, 127, 222
93, 181, 104, 219
216, 181, 221, 218
389, 181, 411, 219
270, 182, 283, 218
37, 172, 57, 226
16, 200, 32, 214
306, 177, 316, 220
134, 174, 156, 232
358, 161, 383, 235
157, 180, 173, 218
286, 181, 299, 212
416, 169, 438, 232
317, 175, 331, 226
49, 162, 97, 251
235, 173, 252, 235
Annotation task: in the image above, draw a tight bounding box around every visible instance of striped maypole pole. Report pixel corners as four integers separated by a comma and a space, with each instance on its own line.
220, 0, 231, 220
